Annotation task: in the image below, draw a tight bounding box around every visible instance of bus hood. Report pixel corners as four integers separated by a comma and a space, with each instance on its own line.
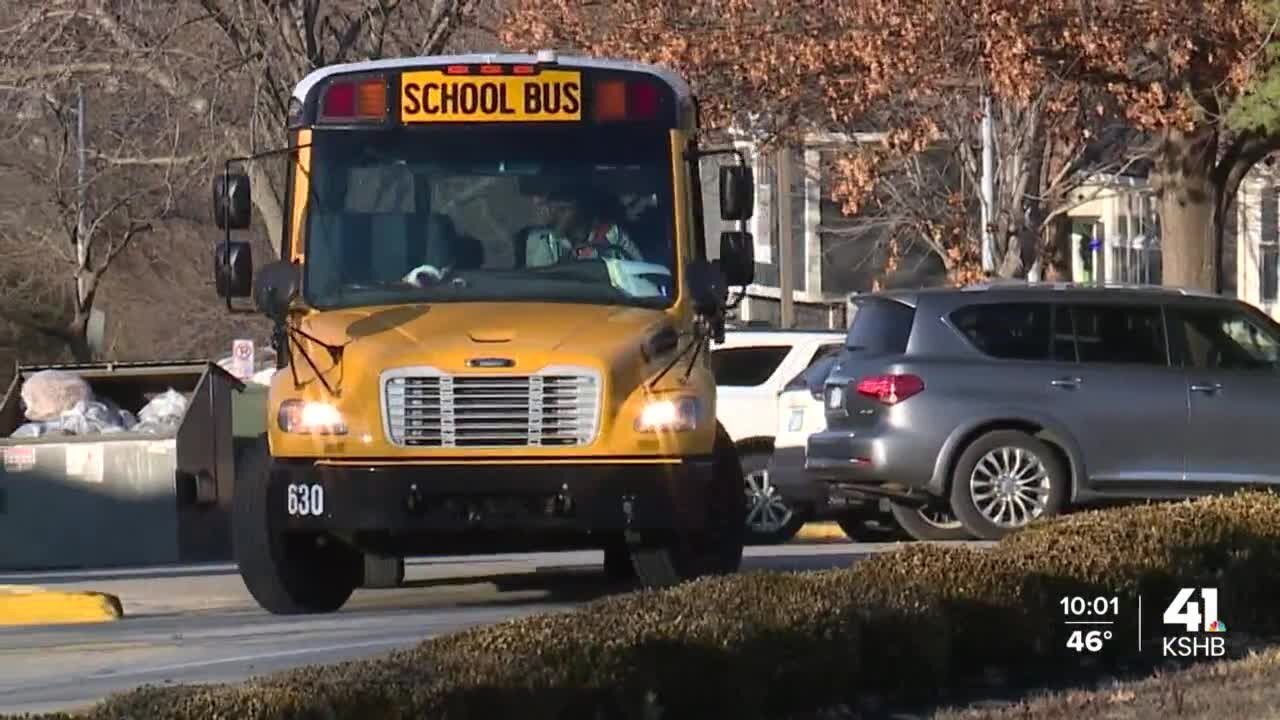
295, 302, 675, 379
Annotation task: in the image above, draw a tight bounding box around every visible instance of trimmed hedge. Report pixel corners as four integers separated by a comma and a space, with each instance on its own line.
21, 491, 1280, 720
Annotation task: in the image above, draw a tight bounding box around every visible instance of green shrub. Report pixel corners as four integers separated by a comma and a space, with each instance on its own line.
20, 491, 1280, 720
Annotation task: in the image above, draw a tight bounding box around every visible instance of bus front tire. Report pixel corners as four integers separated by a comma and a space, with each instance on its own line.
233, 435, 361, 615
630, 425, 746, 587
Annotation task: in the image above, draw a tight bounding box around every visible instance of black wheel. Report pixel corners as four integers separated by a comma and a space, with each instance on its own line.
887, 500, 973, 541
602, 537, 637, 584
233, 434, 361, 614
630, 424, 746, 587
741, 449, 806, 545
948, 430, 1068, 541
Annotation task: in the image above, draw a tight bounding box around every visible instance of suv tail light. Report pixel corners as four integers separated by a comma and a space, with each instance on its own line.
854, 374, 924, 405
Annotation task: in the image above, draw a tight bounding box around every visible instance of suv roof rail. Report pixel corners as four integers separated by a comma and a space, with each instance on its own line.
723, 326, 844, 333
958, 280, 1218, 297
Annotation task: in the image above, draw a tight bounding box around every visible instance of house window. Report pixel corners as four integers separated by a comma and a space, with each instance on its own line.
1263, 240, 1278, 302
1261, 185, 1278, 303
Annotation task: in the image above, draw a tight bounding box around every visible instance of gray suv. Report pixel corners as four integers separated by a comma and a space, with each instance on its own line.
806, 283, 1280, 540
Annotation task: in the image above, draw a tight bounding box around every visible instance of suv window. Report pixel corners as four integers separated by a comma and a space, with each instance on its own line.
711, 345, 792, 386
1068, 304, 1168, 366
807, 342, 842, 368
847, 298, 915, 354
1175, 305, 1280, 371
950, 303, 1053, 361
783, 343, 843, 393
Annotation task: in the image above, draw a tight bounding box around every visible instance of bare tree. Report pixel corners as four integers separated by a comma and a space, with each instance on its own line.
818, 87, 1150, 288
0, 0, 479, 366
197, 0, 479, 258
0, 0, 213, 361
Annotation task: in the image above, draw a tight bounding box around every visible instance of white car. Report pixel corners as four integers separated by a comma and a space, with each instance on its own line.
710, 327, 845, 543
767, 342, 971, 543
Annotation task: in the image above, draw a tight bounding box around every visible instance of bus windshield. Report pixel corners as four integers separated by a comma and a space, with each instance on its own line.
301, 126, 678, 310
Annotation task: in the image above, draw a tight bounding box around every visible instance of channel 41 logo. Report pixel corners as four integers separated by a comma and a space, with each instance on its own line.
1161, 587, 1227, 658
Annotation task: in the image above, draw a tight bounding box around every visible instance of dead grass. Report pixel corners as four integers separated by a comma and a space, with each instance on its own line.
933, 646, 1280, 720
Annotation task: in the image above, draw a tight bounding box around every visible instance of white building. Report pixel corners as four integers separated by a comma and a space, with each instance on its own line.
1065, 164, 1280, 321
1230, 164, 1280, 319
1061, 174, 1162, 286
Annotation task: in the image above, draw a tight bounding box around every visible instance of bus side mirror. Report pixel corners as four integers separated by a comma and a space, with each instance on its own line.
719, 165, 754, 221
214, 241, 253, 298
254, 260, 300, 321
687, 259, 728, 317
213, 172, 252, 230
719, 230, 755, 287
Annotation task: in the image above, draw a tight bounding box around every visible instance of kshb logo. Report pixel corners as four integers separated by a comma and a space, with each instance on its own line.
1162, 588, 1226, 632
1161, 587, 1226, 658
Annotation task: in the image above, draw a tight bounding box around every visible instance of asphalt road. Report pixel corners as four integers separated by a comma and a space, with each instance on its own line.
0, 543, 934, 716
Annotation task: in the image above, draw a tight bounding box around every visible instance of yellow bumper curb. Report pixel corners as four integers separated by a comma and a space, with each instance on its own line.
793, 521, 850, 543
0, 585, 124, 626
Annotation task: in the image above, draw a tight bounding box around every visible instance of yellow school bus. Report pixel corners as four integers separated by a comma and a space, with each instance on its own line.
210, 51, 758, 614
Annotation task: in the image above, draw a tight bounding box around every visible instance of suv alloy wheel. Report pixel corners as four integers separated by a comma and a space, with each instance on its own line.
948, 429, 1068, 540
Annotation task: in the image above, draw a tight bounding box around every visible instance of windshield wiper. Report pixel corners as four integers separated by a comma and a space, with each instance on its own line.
648, 316, 715, 389
281, 322, 348, 398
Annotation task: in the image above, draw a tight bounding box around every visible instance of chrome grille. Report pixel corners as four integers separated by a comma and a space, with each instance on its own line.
383, 371, 600, 448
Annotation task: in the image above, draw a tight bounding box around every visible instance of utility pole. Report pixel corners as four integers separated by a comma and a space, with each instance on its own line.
980, 94, 996, 274
75, 84, 88, 307
776, 146, 795, 328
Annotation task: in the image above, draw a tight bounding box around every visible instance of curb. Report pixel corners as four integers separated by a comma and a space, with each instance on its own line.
792, 521, 850, 543
0, 585, 124, 627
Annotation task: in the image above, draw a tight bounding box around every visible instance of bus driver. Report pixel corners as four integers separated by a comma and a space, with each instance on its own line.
524, 184, 643, 267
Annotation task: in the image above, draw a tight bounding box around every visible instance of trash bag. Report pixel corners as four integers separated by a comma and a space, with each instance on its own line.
11, 421, 64, 438
133, 388, 188, 435
249, 367, 276, 386
59, 400, 133, 435
20, 369, 92, 422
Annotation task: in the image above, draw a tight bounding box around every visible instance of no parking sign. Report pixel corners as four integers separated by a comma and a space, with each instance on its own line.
230, 339, 255, 380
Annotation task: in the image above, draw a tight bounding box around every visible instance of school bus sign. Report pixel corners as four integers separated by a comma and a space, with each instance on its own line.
400, 68, 583, 123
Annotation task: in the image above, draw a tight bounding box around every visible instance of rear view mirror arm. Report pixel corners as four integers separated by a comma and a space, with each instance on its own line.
685, 144, 752, 232
219, 144, 312, 313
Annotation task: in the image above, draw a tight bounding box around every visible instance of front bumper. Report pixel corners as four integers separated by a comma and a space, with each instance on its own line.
805, 429, 882, 480
771, 444, 879, 518
270, 458, 715, 534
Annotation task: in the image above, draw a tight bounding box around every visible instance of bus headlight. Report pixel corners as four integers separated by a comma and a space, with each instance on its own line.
635, 397, 699, 432
278, 400, 348, 435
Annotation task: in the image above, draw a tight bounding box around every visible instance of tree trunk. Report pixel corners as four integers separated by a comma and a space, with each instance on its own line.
1153, 128, 1218, 291
1043, 216, 1072, 281
66, 312, 92, 363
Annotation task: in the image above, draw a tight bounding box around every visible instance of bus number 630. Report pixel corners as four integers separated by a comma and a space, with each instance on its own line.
287, 483, 325, 517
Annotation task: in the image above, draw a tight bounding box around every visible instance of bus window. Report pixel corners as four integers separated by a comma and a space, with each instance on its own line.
301, 125, 678, 310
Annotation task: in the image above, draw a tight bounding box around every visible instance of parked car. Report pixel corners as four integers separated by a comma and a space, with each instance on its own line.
806, 282, 1280, 540
711, 327, 846, 543
769, 334, 969, 542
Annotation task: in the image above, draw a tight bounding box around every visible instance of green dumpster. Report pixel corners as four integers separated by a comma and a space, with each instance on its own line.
0, 360, 245, 570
